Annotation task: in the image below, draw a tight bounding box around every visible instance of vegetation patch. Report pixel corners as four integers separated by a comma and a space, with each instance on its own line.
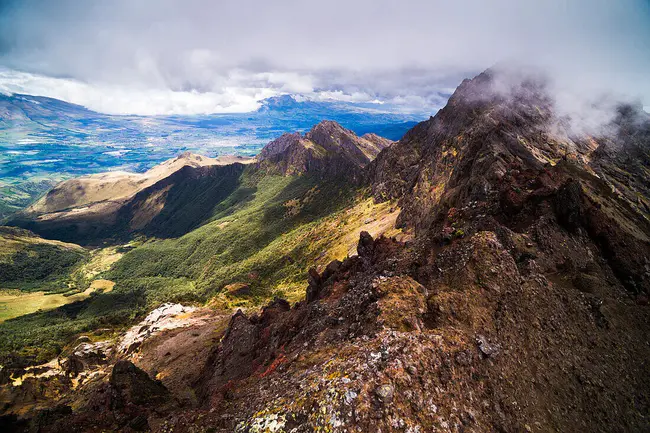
0, 226, 88, 293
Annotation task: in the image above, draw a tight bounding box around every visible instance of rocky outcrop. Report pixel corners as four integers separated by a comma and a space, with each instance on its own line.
361, 132, 393, 151
194, 232, 418, 410
109, 361, 171, 407
257, 120, 392, 182
44, 361, 173, 432
257, 132, 303, 160
118, 303, 197, 355
59, 340, 111, 377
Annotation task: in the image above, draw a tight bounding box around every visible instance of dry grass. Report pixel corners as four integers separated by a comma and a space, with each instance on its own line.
0, 282, 109, 323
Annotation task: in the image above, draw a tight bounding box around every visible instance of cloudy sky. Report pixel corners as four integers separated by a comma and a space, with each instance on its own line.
0, 0, 648, 115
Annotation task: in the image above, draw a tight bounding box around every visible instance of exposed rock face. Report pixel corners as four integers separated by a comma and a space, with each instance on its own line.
60, 340, 111, 377
0, 304, 201, 432
257, 132, 303, 160
118, 303, 197, 355
40, 361, 173, 432
361, 132, 393, 151
257, 120, 392, 182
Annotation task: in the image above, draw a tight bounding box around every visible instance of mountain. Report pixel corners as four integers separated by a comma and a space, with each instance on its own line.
257, 94, 324, 113
0, 93, 103, 125
28, 153, 247, 214
369, 70, 650, 293
7, 153, 254, 244
184, 71, 650, 432
7, 121, 393, 244
257, 120, 392, 181
1, 69, 649, 432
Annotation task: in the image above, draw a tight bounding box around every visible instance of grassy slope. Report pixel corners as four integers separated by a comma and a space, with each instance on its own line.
0, 179, 59, 222
0, 168, 399, 367
110, 171, 351, 301
0, 226, 88, 292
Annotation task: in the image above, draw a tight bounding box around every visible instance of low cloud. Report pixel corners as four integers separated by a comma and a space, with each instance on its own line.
471, 63, 649, 145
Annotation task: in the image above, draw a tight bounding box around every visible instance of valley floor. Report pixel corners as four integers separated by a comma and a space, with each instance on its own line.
0, 280, 114, 323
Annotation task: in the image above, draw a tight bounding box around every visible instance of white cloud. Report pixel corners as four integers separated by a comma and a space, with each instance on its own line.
0, 0, 648, 114
0, 68, 286, 114
0, 67, 440, 115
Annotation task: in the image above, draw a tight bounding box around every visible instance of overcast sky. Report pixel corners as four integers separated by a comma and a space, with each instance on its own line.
0, 0, 648, 115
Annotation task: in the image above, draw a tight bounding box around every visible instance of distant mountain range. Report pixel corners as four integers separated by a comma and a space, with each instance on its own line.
0, 93, 426, 218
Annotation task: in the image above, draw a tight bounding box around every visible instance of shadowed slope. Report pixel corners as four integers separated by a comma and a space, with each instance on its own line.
8, 155, 253, 244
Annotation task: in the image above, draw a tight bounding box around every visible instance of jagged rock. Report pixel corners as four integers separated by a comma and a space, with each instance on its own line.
61, 355, 84, 377
476, 335, 500, 358
61, 340, 111, 376
207, 309, 259, 388
109, 361, 170, 407
323, 259, 342, 280
555, 179, 584, 232
258, 132, 303, 160
259, 298, 291, 327
306, 267, 322, 302
357, 230, 375, 257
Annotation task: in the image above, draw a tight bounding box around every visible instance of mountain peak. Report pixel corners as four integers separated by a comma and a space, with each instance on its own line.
257, 95, 301, 112
308, 119, 347, 133
257, 121, 391, 180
